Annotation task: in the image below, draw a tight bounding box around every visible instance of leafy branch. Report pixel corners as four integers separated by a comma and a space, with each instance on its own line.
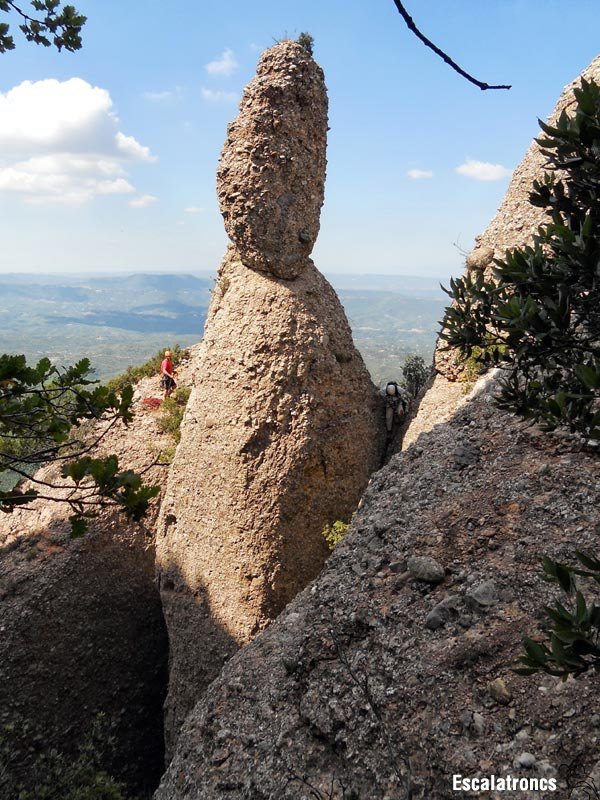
518, 552, 600, 679
0, 0, 85, 53
440, 78, 600, 443
0, 354, 159, 536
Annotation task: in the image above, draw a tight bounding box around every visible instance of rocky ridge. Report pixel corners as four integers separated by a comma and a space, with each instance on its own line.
155, 57, 600, 799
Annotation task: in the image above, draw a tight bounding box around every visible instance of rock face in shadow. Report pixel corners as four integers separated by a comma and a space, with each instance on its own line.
0, 360, 203, 796
217, 41, 327, 280
0, 519, 168, 795
436, 54, 600, 380
156, 41, 385, 754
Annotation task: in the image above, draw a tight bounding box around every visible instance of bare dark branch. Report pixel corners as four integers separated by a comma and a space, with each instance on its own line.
392, 1, 511, 91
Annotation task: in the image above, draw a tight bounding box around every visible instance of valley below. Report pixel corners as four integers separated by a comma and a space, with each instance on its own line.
0, 271, 447, 385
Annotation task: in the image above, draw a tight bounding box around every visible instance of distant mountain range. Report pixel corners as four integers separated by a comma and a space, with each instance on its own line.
0, 272, 449, 385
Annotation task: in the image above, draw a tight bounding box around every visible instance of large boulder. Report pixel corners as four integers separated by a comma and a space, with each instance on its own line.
0, 362, 199, 796
156, 37, 384, 757
155, 372, 600, 799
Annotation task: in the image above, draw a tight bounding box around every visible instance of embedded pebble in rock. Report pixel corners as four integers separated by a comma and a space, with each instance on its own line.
467, 579, 499, 608
466, 245, 494, 272
472, 712, 486, 736
488, 678, 512, 705
407, 555, 445, 584
453, 441, 481, 469
217, 41, 327, 279
515, 752, 537, 769
425, 595, 460, 630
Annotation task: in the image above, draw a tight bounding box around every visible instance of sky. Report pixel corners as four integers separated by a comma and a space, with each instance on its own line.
1, 0, 600, 279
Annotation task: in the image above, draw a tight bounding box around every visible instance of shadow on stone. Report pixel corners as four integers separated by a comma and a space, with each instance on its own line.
0, 512, 235, 796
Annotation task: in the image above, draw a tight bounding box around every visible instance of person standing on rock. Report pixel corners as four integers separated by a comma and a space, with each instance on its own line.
381, 381, 409, 433
160, 350, 177, 399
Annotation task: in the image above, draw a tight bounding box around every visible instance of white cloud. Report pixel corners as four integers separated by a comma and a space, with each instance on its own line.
0, 154, 135, 205
0, 78, 155, 204
129, 194, 158, 208
205, 48, 238, 76
455, 159, 512, 181
185, 206, 204, 214
201, 87, 238, 103
143, 87, 183, 102
407, 169, 434, 180
115, 131, 156, 162
98, 179, 135, 195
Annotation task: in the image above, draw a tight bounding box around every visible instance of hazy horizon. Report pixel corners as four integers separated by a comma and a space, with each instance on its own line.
0, 266, 454, 281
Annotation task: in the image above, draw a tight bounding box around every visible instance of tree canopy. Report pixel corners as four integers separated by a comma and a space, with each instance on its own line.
0, 355, 159, 536
442, 78, 600, 444
0, 0, 85, 53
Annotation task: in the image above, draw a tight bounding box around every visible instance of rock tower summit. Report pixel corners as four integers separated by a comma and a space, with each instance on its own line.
156, 40, 384, 753
217, 41, 327, 280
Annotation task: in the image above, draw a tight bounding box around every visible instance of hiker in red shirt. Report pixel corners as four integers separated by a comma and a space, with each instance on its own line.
160, 350, 177, 399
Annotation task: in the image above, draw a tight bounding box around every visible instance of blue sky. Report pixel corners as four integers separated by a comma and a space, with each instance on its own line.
0, 0, 599, 279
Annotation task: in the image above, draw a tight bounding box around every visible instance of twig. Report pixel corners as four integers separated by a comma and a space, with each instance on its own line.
391, 1, 511, 91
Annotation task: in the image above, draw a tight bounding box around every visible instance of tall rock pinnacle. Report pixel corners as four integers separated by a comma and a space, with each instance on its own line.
156, 40, 385, 755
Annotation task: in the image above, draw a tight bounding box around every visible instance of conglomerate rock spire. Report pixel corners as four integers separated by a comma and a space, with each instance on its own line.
155, 40, 385, 755
217, 41, 327, 280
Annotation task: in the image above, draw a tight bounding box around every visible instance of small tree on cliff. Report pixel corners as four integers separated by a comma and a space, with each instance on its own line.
296, 32, 314, 56
0, 0, 85, 53
402, 354, 428, 397
0, 355, 159, 536
441, 77, 600, 443
0, 7, 162, 537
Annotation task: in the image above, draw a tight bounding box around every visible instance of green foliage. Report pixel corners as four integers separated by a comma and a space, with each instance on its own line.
105, 344, 188, 396
158, 386, 191, 444
401, 354, 428, 397
322, 520, 349, 551
518, 551, 600, 679
0, 713, 131, 800
296, 31, 314, 55
441, 78, 600, 443
62, 453, 160, 536
0, 354, 158, 536
458, 338, 509, 385
0, 0, 86, 53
